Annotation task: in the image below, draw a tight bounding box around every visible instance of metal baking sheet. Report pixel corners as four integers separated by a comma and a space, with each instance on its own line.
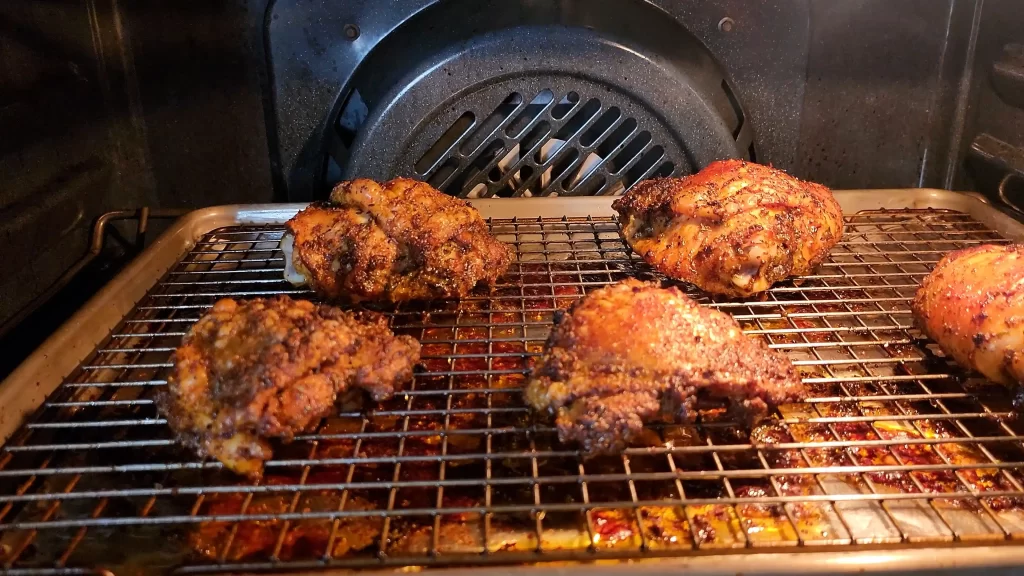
2, 189, 1024, 575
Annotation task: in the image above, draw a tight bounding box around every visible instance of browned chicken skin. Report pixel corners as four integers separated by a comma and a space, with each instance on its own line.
612, 160, 844, 297
525, 279, 805, 455
912, 244, 1024, 389
156, 296, 420, 477
282, 178, 515, 302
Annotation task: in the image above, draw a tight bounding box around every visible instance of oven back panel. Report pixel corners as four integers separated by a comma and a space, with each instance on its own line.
266, 0, 1017, 200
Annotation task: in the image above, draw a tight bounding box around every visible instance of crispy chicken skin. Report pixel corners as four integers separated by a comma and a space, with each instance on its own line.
283, 177, 515, 302
912, 244, 1024, 388
525, 279, 805, 455
612, 160, 844, 297
156, 296, 420, 477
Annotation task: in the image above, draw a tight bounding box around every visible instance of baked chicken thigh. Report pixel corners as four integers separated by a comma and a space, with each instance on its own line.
612, 160, 843, 297
157, 296, 420, 477
283, 178, 514, 302
525, 279, 805, 455
912, 243, 1024, 387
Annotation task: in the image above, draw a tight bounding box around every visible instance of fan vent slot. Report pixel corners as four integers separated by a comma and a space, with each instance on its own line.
416, 90, 678, 198
459, 93, 522, 156
506, 90, 554, 138
609, 130, 652, 174
625, 145, 666, 188
721, 80, 745, 140
415, 112, 475, 174
581, 107, 621, 147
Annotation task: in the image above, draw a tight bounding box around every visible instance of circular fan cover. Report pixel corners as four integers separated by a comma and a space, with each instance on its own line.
321, 0, 754, 198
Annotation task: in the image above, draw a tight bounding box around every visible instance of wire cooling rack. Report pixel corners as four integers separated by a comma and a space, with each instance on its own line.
2, 208, 1024, 574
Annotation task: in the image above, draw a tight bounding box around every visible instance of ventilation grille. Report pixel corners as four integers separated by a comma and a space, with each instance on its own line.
413, 90, 677, 198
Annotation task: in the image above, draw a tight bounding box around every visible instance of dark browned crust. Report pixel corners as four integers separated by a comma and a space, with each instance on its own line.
524, 279, 805, 455
285, 178, 515, 302
912, 243, 1024, 387
156, 296, 421, 477
612, 160, 844, 297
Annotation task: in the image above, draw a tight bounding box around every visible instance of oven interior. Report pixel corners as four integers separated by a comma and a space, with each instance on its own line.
2, 0, 1024, 573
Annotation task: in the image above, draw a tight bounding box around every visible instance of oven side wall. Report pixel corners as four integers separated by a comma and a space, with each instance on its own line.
0, 0, 275, 376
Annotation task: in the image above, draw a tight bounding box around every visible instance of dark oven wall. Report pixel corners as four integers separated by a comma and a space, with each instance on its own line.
960, 0, 1024, 211
1, 0, 1022, 373
0, 0, 274, 373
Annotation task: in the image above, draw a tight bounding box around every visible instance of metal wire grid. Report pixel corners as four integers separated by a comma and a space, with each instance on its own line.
2, 208, 1024, 574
